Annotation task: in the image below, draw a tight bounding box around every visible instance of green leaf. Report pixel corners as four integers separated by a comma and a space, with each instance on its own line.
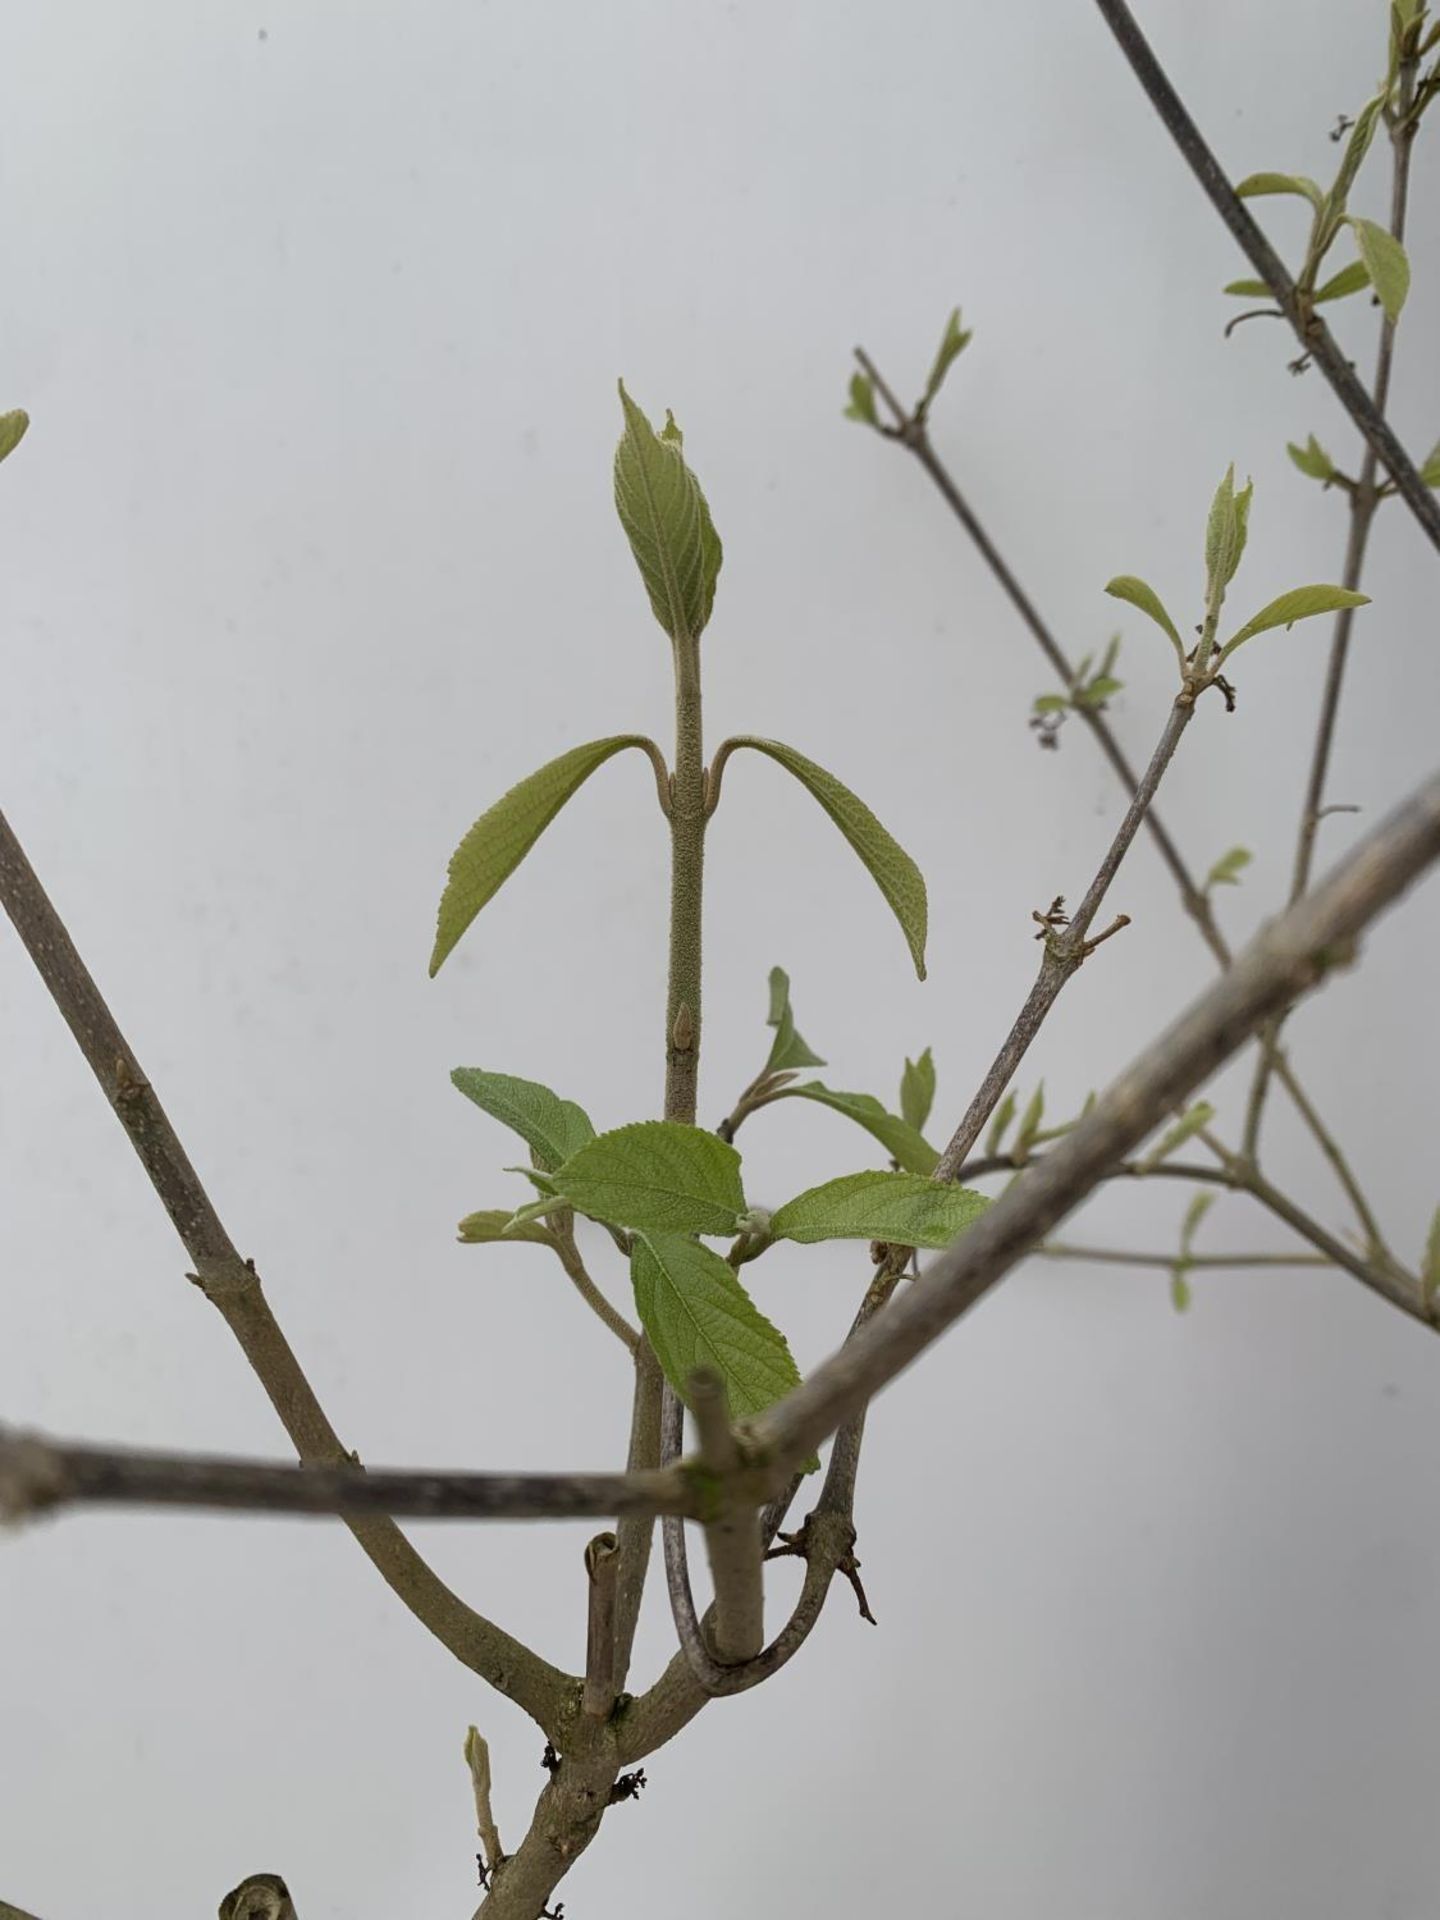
1103, 575, 1186, 664
1204, 845, 1253, 891
1169, 1269, 1193, 1313
1223, 278, 1277, 298
613, 381, 723, 646
1077, 673, 1122, 708
1422, 1204, 1440, 1305
770, 1170, 990, 1248
1180, 1190, 1215, 1259
431, 736, 657, 975
1420, 439, 1440, 488
764, 967, 825, 1073
718, 737, 928, 978
1033, 693, 1069, 715
1317, 93, 1385, 246
451, 1068, 596, 1172
552, 1121, 746, 1236
1139, 1101, 1216, 1171
630, 1232, 801, 1422
843, 372, 879, 427
1013, 1082, 1046, 1163
457, 1208, 558, 1247
1287, 435, 1336, 482
899, 1048, 937, 1133
1235, 171, 1324, 208
1312, 258, 1371, 304
1347, 217, 1410, 323
774, 1081, 938, 1175
1220, 585, 1370, 661
985, 1090, 1018, 1159
0, 409, 29, 464
917, 307, 973, 417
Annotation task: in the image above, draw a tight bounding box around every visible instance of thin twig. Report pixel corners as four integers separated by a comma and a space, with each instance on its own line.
550, 1218, 640, 1351
1037, 1244, 1331, 1270
753, 766, 1440, 1470
611, 1340, 664, 1694
0, 806, 571, 1735
687, 1370, 765, 1661
1090, 0, 1440, 551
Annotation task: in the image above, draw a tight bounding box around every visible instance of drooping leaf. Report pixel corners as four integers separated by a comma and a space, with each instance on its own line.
451, 1069, 596, 1172
770, 1170, 990, 1248
552, 1121, 746, 1236
718, 737, 928, 977
1235, 171, 1324, 208
1220, 585, 1370, 660
457, 1208, 558, 1247
773, 1081, 938, 1175
1420, 439, 1440, 488
1103, 575, 1186, 664
843, 372, 879, 427
431, 736, 657, 974
0, 409, 29, 464
613, 381, 723, 645
1170, 1269, 1193, 1313
1422, 1204, 1440, 1305
1223, 277, 1277, 298
1139, 1101, 1216, 1171
917, 307, 973, 417
1312, 258, 1372, 304
985, 1090, 1018, 1159
899, 1048, 937, 1133
1204, 845, 1253, 891
1287, 435, 1336, 482
630, 1232, 801, 1422
1180, 1190, 1216, 1258
1347, 217, 1410, 323
764, 967, 825, 1073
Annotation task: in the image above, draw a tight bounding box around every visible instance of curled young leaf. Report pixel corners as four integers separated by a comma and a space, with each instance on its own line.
714, 737, 928, 978
1103, 575, 1186, 665
1204, 845, 1253, 892
770, 1170, 989, 1248
451, 1069, 596, 1171
1204, 466, 1253, 604
764, 967, 826, 1073
552, 1121, 747, 1236
843, 372, 879, 427
899, 1048, 937, 1133
917, 307, 973, 419
630, 1233, 802, 1422
1179, 1189, 1216, 1258
1235, 171, 1324, 208
456, 1209, 558, 1248
431, 736, 661, 975
1347, 217, 1410, 323
613, 381, 723, 645
1286, 435, 1336, 482
1219, 585, 1370, 661
985, 1089, 1018, 1159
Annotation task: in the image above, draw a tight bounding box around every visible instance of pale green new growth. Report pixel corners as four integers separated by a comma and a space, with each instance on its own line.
1104, 574, 1186, 668
1012, 1082, 1046, 1163
916, 306, 973, 420
1219, 585, 1371, 662
764, 966, 826, 1073
457, 1209, 557, 1248
1204, 466, 1253, 605
1235, 171, 1323, 207
717, 736, 929, 977
1140, 1100, 1216, 1171
553, 1121, 747, 1236
1204, 845, 1253, 892
843, 372, 879, 426
630, 1233, 801, 1420
899, 1048, 936, 1133
1287, 436, 1336, 482
1313, 259, 1372, 304
1421, 440, 1440, 488
1316, 93, 1385, 253
769, 1170, 989, 1248
0, 409, 29, 464
985, 1089, 1018, 1159
775, 1081, 939, 1175
613, 382, 723, 646
451, 1068, 596, 1172
1348, 216, 1411, 322
430, 736, 658, 975
1170, 1190, 1217, 1314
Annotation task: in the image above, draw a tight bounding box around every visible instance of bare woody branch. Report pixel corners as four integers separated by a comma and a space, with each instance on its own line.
753, 766, 1440, 1470
687, 1370, 765, 1662
0, 805, 571, 1736
1090, 0, 1440, 552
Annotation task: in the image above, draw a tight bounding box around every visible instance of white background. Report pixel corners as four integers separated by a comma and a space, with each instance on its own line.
4, 3, 1440, 1915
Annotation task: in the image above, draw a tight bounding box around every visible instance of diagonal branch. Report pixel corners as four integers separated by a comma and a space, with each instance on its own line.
753, 765, 1440, 1470
1090, 0, 1440, 552
0, 805, 571, 1736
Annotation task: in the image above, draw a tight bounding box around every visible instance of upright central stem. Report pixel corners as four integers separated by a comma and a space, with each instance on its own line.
665, 636, 706, 1124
